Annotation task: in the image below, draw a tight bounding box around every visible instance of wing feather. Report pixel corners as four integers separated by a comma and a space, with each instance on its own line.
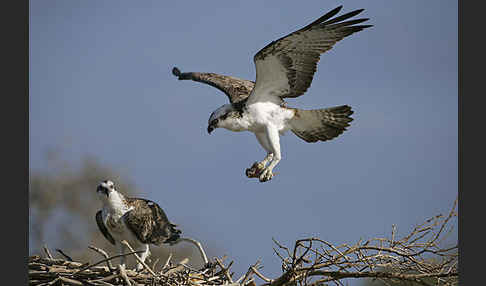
95, 210, 116, 245
249, 6, 372, 103
123, 198, 181, 245
172, 67, 254, 104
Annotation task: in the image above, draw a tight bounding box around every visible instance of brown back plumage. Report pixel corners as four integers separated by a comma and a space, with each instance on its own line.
123, 198, 181, 245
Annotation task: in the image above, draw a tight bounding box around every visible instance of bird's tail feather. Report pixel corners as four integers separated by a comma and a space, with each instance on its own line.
289, 105, 353, 143
164, 223, 182, 245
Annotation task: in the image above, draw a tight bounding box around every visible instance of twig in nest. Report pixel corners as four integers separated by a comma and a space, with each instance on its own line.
90, 273, 119, 284
215, 257, 233, 283
238, 260, 262, 284
117, 264, 132, 286
55, 249, 73, 261
88, 245, 115, 270
43, 244, 54, 259
151, 257, 160, 272
59, 276, 84, 286
162, 253, 173, 272
70, 250, 145, 276
46, 277, 60, 285
164, 258, 189, 275
121, 240, 158, 277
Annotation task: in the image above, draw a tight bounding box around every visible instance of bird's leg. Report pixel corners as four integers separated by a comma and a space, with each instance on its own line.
259, 125, 281, 182
119, 243, 127, 269
246, 153, 273, 178
247, 132, 275, 178
136, 244, 151, 272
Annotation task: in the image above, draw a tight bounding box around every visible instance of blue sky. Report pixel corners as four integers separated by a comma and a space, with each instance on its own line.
30, 0, 457, 284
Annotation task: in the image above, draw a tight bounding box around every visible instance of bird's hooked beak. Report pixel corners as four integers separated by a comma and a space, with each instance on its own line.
97, 185, 109, 197
207, 119, 218, 134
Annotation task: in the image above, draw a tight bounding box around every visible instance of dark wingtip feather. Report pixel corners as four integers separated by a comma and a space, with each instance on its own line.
323, 8, 366, 26
333, 5, 344, 12
301, 5, 343, 31
172, 67, 181, 77
326, 5, 343, 17
172, 67, 194, 80
356, 25, 374, 30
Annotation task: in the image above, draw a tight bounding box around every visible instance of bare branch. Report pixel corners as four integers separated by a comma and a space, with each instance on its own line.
265, 198, 458, 286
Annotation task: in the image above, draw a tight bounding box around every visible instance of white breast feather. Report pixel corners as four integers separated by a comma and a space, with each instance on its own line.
102, 193, 141, 246
245, 102, 294, 134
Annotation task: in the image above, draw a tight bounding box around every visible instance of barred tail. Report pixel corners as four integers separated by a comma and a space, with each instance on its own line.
289, 105, 354, 143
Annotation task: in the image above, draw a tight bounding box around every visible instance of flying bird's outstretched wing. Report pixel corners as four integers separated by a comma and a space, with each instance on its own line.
123, 198, 181, 245
248, 6, 372, 104
95, 210, 116, 245
172, 67, 254, 104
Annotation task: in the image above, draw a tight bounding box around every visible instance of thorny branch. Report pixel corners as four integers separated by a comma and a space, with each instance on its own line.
29, 198, 458, 286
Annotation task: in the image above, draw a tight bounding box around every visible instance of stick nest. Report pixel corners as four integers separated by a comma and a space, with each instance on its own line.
29, 253, 235, 286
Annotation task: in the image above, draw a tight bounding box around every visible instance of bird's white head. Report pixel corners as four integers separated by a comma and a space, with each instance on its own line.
96, 180, 126, 208
207, 104, 244, 133
97, 180, 115, 197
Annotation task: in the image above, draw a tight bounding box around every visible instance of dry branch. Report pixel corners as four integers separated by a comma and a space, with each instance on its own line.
259, 198, 459, 286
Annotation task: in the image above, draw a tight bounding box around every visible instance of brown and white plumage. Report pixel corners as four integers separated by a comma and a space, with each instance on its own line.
172, 6, 372, 182
124, 197, 181, 245
95, 180, 181, 270
250, 6, 371, 102
172, 67, 254, 104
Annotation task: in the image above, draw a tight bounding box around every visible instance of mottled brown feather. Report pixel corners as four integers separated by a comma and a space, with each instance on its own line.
172, 67, 254, 104
123, 198, 181, 245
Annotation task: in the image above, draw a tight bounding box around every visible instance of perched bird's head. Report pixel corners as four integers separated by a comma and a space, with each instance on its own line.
208, 104, 241, 134
96, 180, 117, 200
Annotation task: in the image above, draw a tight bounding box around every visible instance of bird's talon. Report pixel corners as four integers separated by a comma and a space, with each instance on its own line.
259, 169, 274, 182
245, 162, 264, 178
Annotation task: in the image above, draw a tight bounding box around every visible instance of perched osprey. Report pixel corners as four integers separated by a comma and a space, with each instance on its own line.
172, 6, 372, 182
95, 180, 181, 270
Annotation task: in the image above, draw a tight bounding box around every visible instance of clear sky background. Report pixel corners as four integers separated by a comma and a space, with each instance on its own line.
30, 0, 457, 284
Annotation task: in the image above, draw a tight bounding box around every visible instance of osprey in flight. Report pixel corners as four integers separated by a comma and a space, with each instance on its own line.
95, 180, 181, 270
172, 6, 372, 182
